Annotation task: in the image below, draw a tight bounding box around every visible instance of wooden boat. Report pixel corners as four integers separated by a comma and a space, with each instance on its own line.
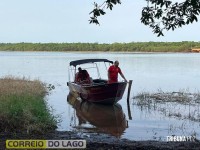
67, 93, 127, 138
67, 59, 127, 105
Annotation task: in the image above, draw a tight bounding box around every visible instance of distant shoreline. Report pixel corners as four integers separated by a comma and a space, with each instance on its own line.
0, 50, 193, 54
1, 42, 200, 52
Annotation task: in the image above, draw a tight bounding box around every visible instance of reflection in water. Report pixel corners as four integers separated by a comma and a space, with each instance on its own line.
67, 93, 128, 138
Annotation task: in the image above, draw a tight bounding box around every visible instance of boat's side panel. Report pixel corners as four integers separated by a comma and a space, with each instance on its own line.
84, 82, 127, 104
67, 82, 82, 93
67, 81, 127, 105
67, 82, 89, 99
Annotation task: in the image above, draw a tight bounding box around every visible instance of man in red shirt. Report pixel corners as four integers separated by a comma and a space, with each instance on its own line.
108, 60, 127, 83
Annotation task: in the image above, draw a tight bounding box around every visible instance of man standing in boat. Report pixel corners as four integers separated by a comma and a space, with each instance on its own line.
108, 60, 127, 83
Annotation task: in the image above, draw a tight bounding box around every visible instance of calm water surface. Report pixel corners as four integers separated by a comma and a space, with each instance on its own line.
1, 51, 200, 141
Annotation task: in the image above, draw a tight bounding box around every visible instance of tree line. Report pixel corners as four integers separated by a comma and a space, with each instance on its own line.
0, 42, 200, 52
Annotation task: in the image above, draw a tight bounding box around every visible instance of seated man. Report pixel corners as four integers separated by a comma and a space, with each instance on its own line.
76, 69, 91, 84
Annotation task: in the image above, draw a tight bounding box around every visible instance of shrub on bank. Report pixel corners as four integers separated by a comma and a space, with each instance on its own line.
0, 76, 57, 133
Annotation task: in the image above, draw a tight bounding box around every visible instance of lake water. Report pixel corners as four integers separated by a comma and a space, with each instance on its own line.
1, 51, 200, 141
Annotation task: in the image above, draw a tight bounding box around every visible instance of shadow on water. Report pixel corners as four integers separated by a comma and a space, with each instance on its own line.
67, 93, 128, 138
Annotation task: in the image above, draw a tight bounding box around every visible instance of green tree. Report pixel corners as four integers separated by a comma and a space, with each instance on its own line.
89, 0, 200, 36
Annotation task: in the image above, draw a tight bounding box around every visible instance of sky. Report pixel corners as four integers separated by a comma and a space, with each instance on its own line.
0, 0, 199, 43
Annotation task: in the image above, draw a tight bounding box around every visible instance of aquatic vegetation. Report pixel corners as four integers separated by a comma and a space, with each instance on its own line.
133, 89, 200, 122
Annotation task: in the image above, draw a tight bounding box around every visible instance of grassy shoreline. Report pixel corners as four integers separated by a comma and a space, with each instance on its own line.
0, 76, 57, 133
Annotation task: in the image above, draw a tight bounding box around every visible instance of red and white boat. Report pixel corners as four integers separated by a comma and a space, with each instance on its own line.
67, 59, 127, 105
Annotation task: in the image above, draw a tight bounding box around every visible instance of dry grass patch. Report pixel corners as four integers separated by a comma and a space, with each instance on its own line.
0, 76, 46, 97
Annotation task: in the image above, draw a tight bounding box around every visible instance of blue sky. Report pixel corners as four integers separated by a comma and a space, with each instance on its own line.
0, 0, 199, 43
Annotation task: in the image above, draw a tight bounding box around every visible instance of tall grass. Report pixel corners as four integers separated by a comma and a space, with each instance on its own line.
0, 76, 57, 133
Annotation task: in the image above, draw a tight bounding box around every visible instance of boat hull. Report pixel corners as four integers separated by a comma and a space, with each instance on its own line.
67, 81, 127, 105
